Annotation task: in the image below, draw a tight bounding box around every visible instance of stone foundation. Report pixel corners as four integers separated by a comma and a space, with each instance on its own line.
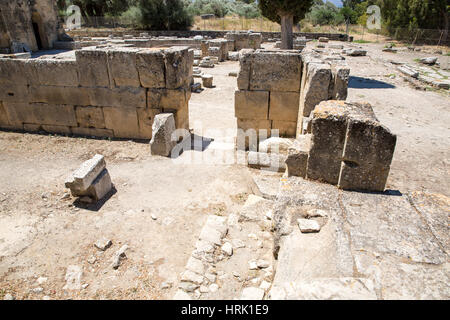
0, 46, 193, 139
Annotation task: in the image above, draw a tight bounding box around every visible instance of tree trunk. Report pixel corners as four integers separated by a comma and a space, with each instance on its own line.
443, 11, 448, 44
281, 14, 293, 50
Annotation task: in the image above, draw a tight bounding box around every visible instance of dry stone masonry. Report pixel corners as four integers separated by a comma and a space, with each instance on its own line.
0, 45, 193, 139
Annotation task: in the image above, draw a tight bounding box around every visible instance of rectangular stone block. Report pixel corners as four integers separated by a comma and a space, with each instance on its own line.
269, 91, 300, 121
248, 151, 286, 173
0, 102, 10, 127
30, 86, 90, 106
23, 123, 42, 132
41, 125, 71, 135
71, 127, 114, 138
107, 48, 141, 87
28, 59, 79, 87
236, 118, 271, 151
3, 102, 77, 127
87, 168, 112, 201
235, 90, 269, 120
306, 102, 347, 185
299, 63, 332, 118
65, 154, 106, 194
88, 87, 146, 109
0, 58, 29, 85
237, 49, 254, 90
331, 64, 350, 100
338, 118, 397, 192
272, 120, 297, 138
0, 84, 30, 103
250, 50, 302, 92
285, 134, 311, 178
136, 107, 161, 139
136, 49, 166, 88
164, 46, 191, 89
75, 106, 105, 128
103, 107, 140, 139
75, 48, 111, 88
147, 88, 189, 110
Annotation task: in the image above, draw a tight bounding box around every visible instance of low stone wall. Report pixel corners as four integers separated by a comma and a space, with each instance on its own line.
225, 32, 262, 51
235, 49, 349, 149
0, 46, 193, 139
67, 30, 349, 42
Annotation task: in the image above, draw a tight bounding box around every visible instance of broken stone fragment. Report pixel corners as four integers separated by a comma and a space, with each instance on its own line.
247, 152, 286, 173
150, 113, 177, 157
65, 154, 105, 195
420, 57, 437, 65
63, 265, 83, 290
202, 74, 214, 88
285, 134, 311, 178
297, 219, 321, 233
221, 242, 233, 256
111, 245, 128, 269
94, 238, 112, 251
240, 287, 265, 300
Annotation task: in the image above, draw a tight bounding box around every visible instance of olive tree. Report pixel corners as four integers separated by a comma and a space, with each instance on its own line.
259, 0, 314, 49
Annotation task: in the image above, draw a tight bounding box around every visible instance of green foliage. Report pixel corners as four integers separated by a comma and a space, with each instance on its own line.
307, 1, 345, 26
120, 6, 143, 28
258, 0, 315, 24
187, 0, 260, 18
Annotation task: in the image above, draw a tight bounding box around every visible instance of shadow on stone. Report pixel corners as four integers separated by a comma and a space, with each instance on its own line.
73, 185, 117, 212
349, 76, 396, 89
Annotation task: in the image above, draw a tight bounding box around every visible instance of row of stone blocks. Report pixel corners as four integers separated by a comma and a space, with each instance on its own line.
0, 46, 193, 139
287, 101, 397, 192
235, 49, 349, 148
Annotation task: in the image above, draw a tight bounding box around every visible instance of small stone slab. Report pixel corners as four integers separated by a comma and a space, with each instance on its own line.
297, 219, 321, 233
65, 154, 106, 194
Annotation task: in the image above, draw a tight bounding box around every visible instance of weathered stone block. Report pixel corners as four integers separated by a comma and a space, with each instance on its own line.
237, 49, 254, 90
331, 64, 350, 100
0, 102, 10, 127
235, 90, 269, 120
87, 168, 112, 201
299, 63, 332, 118
306, 101, 347, 185
41, 125, 71, 135
236, 118, 271, 151
28, 59, 79, 87
147, 88, 189, 110
107, 48, 140, 87
75, 48, 111, 88
136, 49, 166, 88
65, 154, 106, 195
338, 112, 397, 192
269, 91, 300, 121
150, 113, 177, 157
0, 84, 30, 103
136, 107, 161, 139
75, 106, 105, 128
285, 134, 311, 178
103, 107, 140, 139
88, 87, 146, 109
3, 102, 77, 127
30, 86, 90, 106
272, 121, 297, 138
71, 127, 114, 138
0, 58, 29, 85
202, 74, 214, 88
250, 50, 302, 92
164, 46, 191, 89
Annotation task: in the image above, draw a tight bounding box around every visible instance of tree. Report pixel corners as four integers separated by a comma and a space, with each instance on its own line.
259, 0, 315, 49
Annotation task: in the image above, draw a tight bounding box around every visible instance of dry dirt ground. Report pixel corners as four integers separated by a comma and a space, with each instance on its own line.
0, 40, 449, 300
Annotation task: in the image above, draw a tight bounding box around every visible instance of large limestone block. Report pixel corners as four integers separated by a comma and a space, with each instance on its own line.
285, 134, 311, 178
272, 120, 297, 138
75, 48, 111, 88
338, 107, 397, 192
236, 118, 271, 151
234, 90, 269, 120
103, 107, 140, 139
237, 49, 254, 90
87, 168, 113, 201
269, 91, 300, 122
28, 59, 79, 87
71, 127, 114, 138
249, 33, 262, 49
107, 48, 141, 87
0, 58, 29, 85
41, 125, 71, 135
136, 49, 166, 88
75, 106, 105, 129
65, 154, 106, 195
150, 113, 177, 157
300, 63, 332, 118
0, 83, 30, 103
250, 50, 302, 92
88, 87, 146, 109
164, 46, 191, 89
171, 105, 190, 131
136, 107, 161, 139
4, 102, 77, 127
147, 88, 189, 110
307, 102, 347, 185
30, 86, 90, 106
0, 102, 10, 127
331, 64, 350, 100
